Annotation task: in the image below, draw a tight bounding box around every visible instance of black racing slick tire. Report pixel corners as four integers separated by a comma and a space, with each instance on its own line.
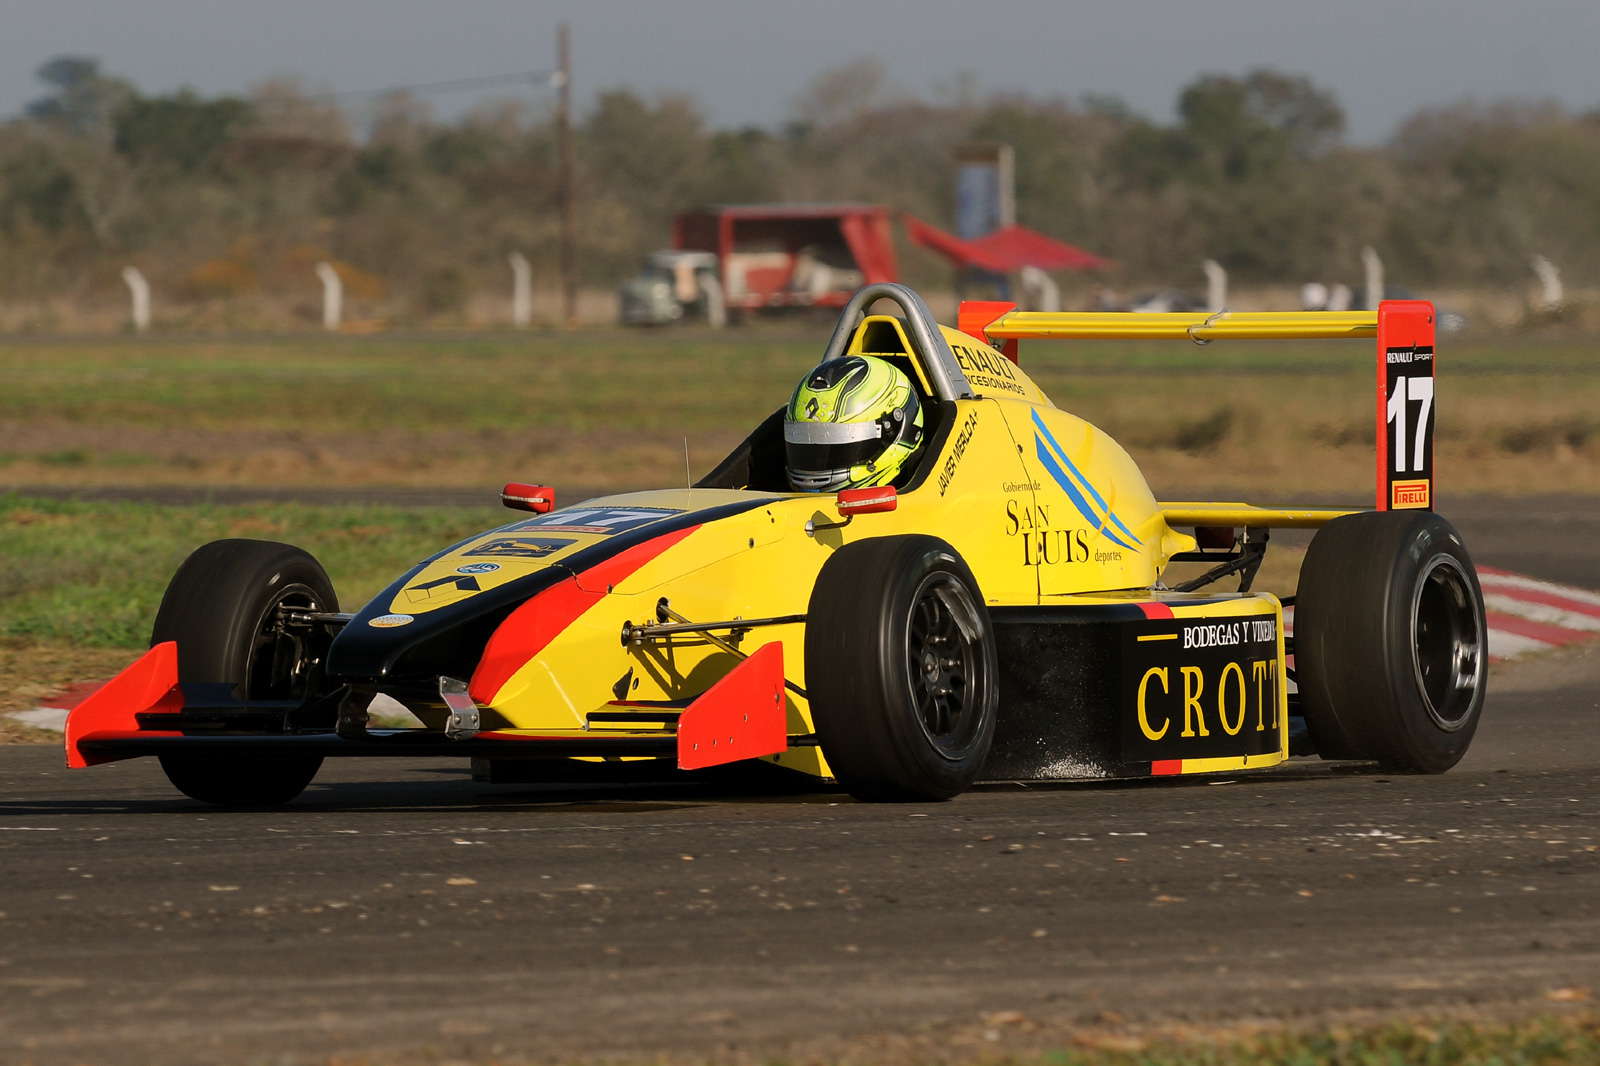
806, 536, 998, 802
150, 539, 336, 806
1295, 511, 1487, 773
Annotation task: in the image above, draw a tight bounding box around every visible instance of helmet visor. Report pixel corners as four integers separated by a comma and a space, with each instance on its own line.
784, 420, 884, 479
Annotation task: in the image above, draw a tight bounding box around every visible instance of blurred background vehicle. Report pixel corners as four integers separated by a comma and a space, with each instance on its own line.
618, 250, 724, 327
660, 203, 896, 320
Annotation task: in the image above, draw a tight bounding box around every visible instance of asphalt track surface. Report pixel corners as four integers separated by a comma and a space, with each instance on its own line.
1, 498, 1597, 1065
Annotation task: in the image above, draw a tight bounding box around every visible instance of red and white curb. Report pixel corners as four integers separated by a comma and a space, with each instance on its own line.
7, 568, 1598, 734
1476, 566, 1600, 660
6, 681, 103, 735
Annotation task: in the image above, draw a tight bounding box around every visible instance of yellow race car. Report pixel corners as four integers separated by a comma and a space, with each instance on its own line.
66, 284, 1487, 805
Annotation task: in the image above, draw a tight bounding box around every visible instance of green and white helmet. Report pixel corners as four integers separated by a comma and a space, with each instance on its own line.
784, 355, 923, 492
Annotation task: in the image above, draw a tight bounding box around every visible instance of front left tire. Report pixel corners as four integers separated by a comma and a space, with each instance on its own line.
150, 539, 334, 806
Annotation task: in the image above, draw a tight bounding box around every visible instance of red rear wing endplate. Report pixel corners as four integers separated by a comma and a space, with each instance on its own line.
1374, 301, 1436, 511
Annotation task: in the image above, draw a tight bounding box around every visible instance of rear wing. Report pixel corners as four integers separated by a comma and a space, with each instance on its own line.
958, 301, 1438, 514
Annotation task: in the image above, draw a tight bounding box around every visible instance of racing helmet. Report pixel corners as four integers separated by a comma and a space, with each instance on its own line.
784, 355, 923, 492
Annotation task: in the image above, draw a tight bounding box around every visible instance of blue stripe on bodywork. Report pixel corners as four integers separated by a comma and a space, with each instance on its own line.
1034, 442, 1138, 551
1030, 410, 1143, 549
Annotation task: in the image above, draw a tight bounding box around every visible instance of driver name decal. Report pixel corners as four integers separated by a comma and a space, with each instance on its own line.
938, 410, 979, 495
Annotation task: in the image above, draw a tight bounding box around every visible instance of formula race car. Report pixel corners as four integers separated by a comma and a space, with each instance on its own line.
65, 284, 1487, 804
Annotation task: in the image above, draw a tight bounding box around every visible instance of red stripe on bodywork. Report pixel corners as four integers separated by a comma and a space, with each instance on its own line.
468, 525, 700, 705
1151, 759, 1183, 775
1138, 602, 1175, 620
66, 642, 184, 768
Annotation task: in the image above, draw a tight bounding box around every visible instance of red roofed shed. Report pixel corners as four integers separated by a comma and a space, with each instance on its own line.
901, 214, 1109, 274
673, 203, 898, 310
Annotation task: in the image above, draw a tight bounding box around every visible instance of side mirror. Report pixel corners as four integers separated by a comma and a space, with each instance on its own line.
501, 483, 554, 513
837, 486, 897, 515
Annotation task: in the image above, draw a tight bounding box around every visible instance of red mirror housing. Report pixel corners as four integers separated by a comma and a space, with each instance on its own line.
1194, 525, 1235, 551
501, 483, 554, 513
836, 486, 897, 515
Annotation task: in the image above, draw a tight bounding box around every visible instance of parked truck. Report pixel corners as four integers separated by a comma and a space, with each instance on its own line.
619, 203, 899, 326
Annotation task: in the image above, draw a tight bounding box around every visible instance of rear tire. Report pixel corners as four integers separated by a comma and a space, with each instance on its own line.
1295, 512, 1487, 773
806, 536, 998, 801
151, 539, 335, 806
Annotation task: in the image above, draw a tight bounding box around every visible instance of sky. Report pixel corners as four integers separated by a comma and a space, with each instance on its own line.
2, 0, 1598, 143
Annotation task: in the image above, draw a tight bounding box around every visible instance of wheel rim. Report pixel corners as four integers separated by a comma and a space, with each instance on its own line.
246, 583, 326, 701
1411, 556, 1483, 731
904, 572, 986, 760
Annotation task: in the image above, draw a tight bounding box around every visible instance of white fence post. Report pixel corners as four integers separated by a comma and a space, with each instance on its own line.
121, 266, 150, 332
508, 251, 532, 328
1019, 266, 1060, 313
701, 273, 727, 329
1201, 259, 1226, 313
315, 262, 342, 331
1361, 246, 1384, 311
1531, 256, 1563, 312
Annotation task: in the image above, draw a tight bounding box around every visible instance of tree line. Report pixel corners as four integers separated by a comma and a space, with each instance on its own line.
3, 55, 1598, 324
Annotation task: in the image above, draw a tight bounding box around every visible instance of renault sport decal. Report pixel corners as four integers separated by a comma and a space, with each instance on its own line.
1030, 410, 1142, 550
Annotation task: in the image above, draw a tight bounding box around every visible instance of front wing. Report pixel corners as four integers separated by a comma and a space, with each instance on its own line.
67, 641, 789, 772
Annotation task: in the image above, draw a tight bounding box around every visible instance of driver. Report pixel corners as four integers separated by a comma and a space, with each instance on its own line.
784, 355, 923, 492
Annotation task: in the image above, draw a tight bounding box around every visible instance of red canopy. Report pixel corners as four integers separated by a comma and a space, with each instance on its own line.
901, 214, 1109, 274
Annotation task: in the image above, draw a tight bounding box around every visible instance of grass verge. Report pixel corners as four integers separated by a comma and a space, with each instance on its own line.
0, 331, 1597, 496
1015, 1012, 1600, 1065
0, 495, 504, 739
0, 494, 502, 649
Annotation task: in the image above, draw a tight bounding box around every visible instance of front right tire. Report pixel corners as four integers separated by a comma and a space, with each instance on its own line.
805, 536, 998, 801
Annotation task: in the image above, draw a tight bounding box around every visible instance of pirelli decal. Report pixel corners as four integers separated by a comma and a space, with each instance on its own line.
1121, 617, 1281, 765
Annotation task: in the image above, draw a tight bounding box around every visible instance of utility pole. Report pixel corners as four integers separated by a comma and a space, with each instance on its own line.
556, 23, 577, 327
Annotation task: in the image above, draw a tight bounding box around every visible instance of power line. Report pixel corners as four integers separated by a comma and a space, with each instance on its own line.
256, 69, 559, 108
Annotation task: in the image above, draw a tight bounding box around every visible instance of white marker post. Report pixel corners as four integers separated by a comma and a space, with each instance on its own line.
1299, 282, 1329, 310
315, 262, 342, 331
121, 266, 150, 332
508, 251, 532, 328
1202, 259, 1226, 313
1531, 256, 1563, 313
701, 273, 727, 329
1361, 246, 1384, 312
1018, 266, 1060, 313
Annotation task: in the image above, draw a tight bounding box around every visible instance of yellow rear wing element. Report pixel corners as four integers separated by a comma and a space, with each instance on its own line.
1158, 503, 1361, 530
977, 310, 1376, 343
957, 300, 1439, 515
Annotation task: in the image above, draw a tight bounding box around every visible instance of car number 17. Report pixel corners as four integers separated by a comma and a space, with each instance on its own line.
1386, 372, 1434, 474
